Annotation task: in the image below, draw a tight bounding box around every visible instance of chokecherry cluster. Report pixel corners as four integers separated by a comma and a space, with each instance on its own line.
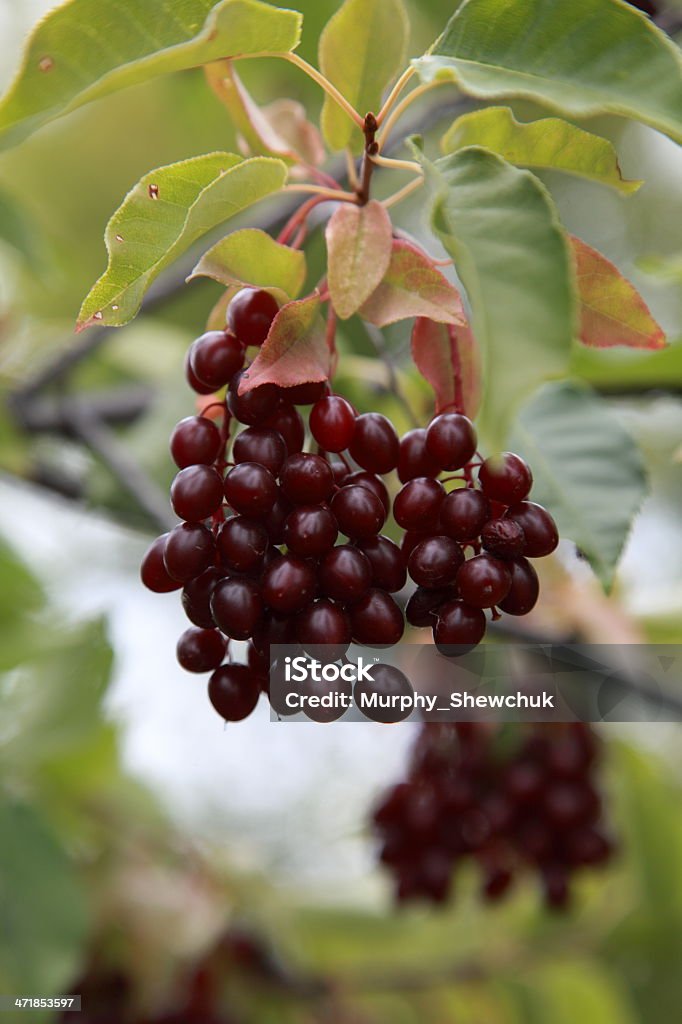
142, 287, 410, 722
373, 722, 613, 910
396, 414, 559, 650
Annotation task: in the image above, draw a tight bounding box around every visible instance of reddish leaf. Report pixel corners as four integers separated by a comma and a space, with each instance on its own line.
239, 294, 331, 393
326, 200, 393, 320
411, 316, 482, 419
360, 240, 466, 327
572, 236, 666, 350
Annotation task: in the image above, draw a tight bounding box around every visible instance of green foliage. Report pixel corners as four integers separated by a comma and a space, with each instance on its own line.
440, 107, 643, 194
421, 146, 575, 450
0, 0, 302, 149
512, 383, 647, 590
77, 152, 287, 329
189, 227, 307, 297
326, 200, 393, 319
319, 0, 409, 152
415, 0, 682, 144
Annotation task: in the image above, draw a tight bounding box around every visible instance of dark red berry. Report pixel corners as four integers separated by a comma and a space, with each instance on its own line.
176, 627, 226, 673
439, 488, 491, 541
296, 599, 352, 654
349, 589, 404, 646
283, 506, 338, 558
349, 413, 400, 474
171, 465, 224, 522
457, 554, 512, 608
182, 567, 223, 627
233, 426, 286, 476
393, 477, 445, 530
263, 403, 305, 454
310, 395, 356, 451
227, 288, 280, 347
498, 558, 539, 615
425, 413, 477, 470
505, 501, 559, 557
163, 522, 215, 582
408, 536, 464, 588
397, 427, 441, 483
405, 586, 454, 627
224, 462, 278, 518
330, 460, 350, 486
227, 370, 280, 425
280, 380, 327, 405
208, 664, 261, 721
170, 416, 222, 469
141, 534, 181, 593
481, 518, 526, 559
211, 577, 263, 640
478, 453, 532, 504
184, 348, 215, 395
252, 609, 297, 657
318, 544, 372, 603
216, 516, 269, 573
189, 330, 244, 389
261, 554, 316, 613
433, 599, 486, 652
331, 485, 385, 539
280, 453, 334, 504
262, 493, 293, 544
355, 535, 406, 592
344, 471, 390, 515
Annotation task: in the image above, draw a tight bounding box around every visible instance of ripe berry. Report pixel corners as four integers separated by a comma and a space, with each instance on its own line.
227, 288, 279, 345
283, 506, 338, 558
355, 664, 414, 723
262, 494, 293, 544
397, 427, 441, 483
498, 558, 539, 615
349, 413, 400, 474
481, 518, 526, 559
171, 465, 224, 522
189, 330, 244, 389
208, 664, 261, 721
318, 544, 372, 603
233, 427, 286, 475
216, 516, 269, 573
310, 395, 356, 451
264, 403, 304, 454
408, 536, 464, 588
425, 413, 477, 470
349, 589, 404, 646
176, 627, 226, 673
356, 535, 406, 593
280, 453, 334, 504
211, 578, 263, 639
344, 471, 390, 515
227, 370, 280, 425
280, 380, 327, 405
439, 488, 491, 541
433, 600, 486, 652
163, 522, 215, 582
141, 534, 181, 593
331, 485, 385, 539
170, 416, 222, 469
406, 586, 455, 627
330, 461, 350, 486
223, 463, 277, 518
393, 477, 445, 530
184, 348, 215, 395
252, 609, 297, 656
261, 554, 316, 613
478, 453, 532, 504
505, 501, 559, 557
182, 567, 223, 627
457, 554, 512, 607
296, 599, 352, 654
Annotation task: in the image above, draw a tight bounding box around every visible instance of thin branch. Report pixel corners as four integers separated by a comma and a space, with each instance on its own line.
376, 66, 417, 125
283, 183, 358, 202
382, 175, 425, 209
262, 52, 364, 129
377, 80, 451, 152
370, 153, 423, 174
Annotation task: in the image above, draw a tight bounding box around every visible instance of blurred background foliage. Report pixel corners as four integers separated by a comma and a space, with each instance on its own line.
0, 0, 681, 1021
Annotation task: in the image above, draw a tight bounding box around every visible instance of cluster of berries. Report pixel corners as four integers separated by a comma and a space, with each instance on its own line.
373, 722, 613, 910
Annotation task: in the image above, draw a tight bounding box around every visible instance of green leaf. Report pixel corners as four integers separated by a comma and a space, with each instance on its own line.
508, 961, 639, 1024
77, 152, 287, 330
326, 200, 393, 319
441, 107, 642, 194
189, 228, 306, 297
572, 236, 666, 350
512, 382, 647, 590
422, 146, 574, 448
0, 0, 302, 149
319, 0, 409, 152
415, 0, 682, 144
0, 799, 88, 994
411, 316, 481, 419
359, 239, 467, 327
239, 294, 331, 391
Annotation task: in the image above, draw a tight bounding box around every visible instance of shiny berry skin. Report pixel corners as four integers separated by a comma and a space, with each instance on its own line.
433, 599, 486, 652
262, 494, 292, 544
344, 471, 390, 516
141, 534, 181, 593
331, 485, 385, 539
397, 428, 441, 483
280, 380, 327, 405
406, 586, 455, 627
457, 554, 512, 608
349, 413, 400, 474
261, 554, 316, 613
356, 535, 406, 593
355, 664, 414, 723
223, 462, 277, 519
498, 558, 539, 615
264, 403, 305, 454
393, 477, 445, 531
170, 416, 222, 469
481, 518, 526, 559
280, 453, 334, 505
211, 578, 263, 640
349, 589, 404, 646
505, 501, 559, 557
439, 488, 491, 541
184, 348, 215, 395
227, 370, 280, 425
252, 609, 297, 657
401, 530, 425, 559
310, 395, 356, 451
408, 536, 464, 589
233, 427, 287, 475
330, 461, 350, 486
163, 522, 215, 582
318, 545, 372, 603
296, 599, 352, 652
283, 506, 338, 558
216, 516, 269, 574
208, 664, 261, 721
425, 413, 477, 471
176, 627, 226, 673
182, 567, 223, 627
478, 453, 532, 504
189, 330, 244, 389
171, 465, 224, 522
227, 288, 280, 347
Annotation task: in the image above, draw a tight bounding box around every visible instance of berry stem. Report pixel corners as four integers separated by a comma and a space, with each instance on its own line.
370, 153, 423, 175
377, 79, 449, 150
382, 175, 425, 210
277, 194, 328, 246
283, 184, 358, 202
376, 66, 417, 126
